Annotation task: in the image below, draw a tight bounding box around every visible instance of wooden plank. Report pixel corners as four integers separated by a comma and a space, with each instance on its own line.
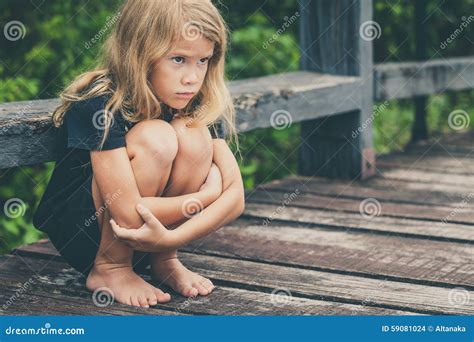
258, 175, 474, 208
379, 167, 474, 186
184, 222, 474, 289
378, 153, 474, 175
178, 253, 469, 315
8, 243, 429, 314
15, 223, 473, 290
0, 254, 408, 315
247, 187, 474, 225
374, 57, 474, 100
243, 195, 474, 241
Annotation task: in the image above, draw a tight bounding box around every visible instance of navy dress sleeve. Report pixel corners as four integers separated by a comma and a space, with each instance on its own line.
65, 96, 127, 151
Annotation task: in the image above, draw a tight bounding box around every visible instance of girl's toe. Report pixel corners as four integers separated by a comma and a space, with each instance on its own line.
193, 282, 209, 296
155, 289, 171, 303
130, 296, 140, 307
182, 286, 198, 297
137, 295, 149, 308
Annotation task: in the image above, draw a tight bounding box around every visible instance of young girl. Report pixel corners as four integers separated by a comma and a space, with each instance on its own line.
33, 0, 245, 308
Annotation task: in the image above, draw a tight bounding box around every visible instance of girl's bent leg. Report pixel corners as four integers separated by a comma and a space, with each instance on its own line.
150, 117, 216, 297
86, 119, 178, 307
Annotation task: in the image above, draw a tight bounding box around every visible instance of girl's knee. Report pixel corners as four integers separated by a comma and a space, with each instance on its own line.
126, 119, 178, 165
171, 117, 213, 163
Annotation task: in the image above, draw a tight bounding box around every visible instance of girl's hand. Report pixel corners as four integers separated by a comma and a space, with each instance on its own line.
199, 163, 223, 198
110, 203, 179, 252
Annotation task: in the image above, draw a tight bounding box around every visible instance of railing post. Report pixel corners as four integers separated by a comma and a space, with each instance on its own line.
411, 0, 429, 143
298, 0, 376, 179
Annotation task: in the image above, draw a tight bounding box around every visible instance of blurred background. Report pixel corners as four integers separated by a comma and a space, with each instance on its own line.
0, 0, 473, 253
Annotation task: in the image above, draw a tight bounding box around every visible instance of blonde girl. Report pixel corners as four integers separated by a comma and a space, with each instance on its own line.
33, 0, 245, 308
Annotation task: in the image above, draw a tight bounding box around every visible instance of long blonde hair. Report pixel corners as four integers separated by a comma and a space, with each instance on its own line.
52, 0, 238, 150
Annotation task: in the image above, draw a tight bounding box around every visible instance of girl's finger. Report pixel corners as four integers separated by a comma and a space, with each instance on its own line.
110, 219, 136, 241
136, 204, 160, 226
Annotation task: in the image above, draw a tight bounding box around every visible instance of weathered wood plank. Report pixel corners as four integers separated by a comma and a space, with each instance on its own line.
184, 222, 474, 288
374, 57, 474, 100
12, 242, 472, 314
379, 167, 474, 186
0, 254, 409, 315
258, 175, 474, 208
177, 253, 469, 315
378, 153, 474, 175
247, 187, 474, 225
243, 197, 474, 242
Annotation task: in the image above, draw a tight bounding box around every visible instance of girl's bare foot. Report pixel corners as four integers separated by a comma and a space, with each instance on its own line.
150, 257, 215, 297
86, 262, 171, 308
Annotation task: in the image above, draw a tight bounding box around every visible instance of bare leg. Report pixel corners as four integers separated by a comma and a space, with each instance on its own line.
85, 119, 178, 307
150, 117, 216, 297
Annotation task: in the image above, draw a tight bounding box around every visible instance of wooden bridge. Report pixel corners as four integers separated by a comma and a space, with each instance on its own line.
1, 0, 473, 315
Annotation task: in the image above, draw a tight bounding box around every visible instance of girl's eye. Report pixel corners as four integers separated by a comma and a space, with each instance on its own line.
198, 58, 209, 65
171, 56, 184, 64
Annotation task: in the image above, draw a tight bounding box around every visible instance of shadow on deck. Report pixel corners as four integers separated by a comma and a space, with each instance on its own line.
1, 131, 473, 316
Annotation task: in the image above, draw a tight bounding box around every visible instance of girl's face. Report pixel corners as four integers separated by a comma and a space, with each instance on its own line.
151, 36, 215, 110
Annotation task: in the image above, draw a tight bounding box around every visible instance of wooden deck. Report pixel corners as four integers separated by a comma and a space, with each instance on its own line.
1, 131, 473, 316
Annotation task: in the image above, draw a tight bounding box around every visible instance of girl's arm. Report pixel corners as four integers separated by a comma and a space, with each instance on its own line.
110, 139, 245, 251
90, 148, 221, 229
171, 139, 245, 244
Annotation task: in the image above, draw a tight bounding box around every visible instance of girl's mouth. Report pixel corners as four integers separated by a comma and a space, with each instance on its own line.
176, 92, 195, 99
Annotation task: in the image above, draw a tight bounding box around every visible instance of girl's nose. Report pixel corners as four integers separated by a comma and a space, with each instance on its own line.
182, 69, 199, 85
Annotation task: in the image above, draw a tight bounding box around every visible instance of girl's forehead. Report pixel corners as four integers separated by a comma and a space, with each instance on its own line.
169, 36, 215, 57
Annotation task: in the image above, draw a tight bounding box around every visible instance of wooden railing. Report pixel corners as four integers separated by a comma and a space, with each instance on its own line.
0, 0, 473, 179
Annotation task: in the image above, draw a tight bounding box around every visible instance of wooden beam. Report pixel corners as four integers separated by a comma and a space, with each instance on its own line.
298, 0, 376, 180
374, 57, 474, 100
0, 72, 362, 169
